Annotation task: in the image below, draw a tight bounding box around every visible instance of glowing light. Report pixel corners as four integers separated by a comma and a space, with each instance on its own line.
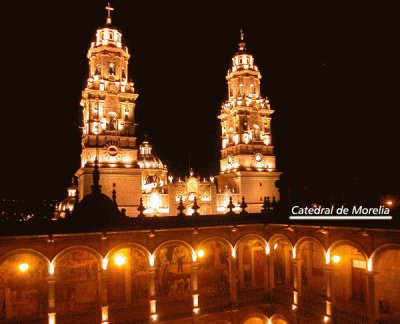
49, 262, 55, 275
293, 291, 298, 304
150, 300, 157, 314
193, 307, 200, 314
150, 314, 157, 321
48, 313, 56, 324
231, 247, 236, 258
18, 263, 29, 272
324, 315, 330, 323
168, 175, 173, 183
197, 249, 205, 258
274, 243, 278, 250
149, 254, 155, 267
102, 306, 109, 322
114, 254, 126, 266
385, 200, 393, 207
102, 258, 108, 270
367, 258, 373, 272
292, 304, 297, 310
193, 294, 199, 307
332, 255, 340, 264
192, 252, 197, 262
148, 191, 162, 209
325, 250, 331, 264
265, 244, 270, 255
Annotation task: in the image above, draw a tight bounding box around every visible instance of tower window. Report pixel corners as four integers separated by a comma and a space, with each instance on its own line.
109, 63, 115, 75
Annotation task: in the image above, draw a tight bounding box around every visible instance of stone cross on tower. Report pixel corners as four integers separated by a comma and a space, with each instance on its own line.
105, 2, 114, 24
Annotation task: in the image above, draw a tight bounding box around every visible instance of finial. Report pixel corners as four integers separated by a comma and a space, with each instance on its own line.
105, 2, 114, 24
189, 168, 194, 177
240, 196, 248, 215
137, 198, 145, 218
91, 158, 102, 194
143, 133, 148, 142
112, 183, 117, 205
240, 29, 244, 41
226, 196, 236, 215
192, 197, 200, 216
177, 197, 185, 216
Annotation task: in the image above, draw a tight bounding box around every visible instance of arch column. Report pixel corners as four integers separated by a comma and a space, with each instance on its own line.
292, 258, 302, 308
229, 255, 238, 306
268, 251, 275, 302
366, 272, 377, 324
99, 268, 108, 323
237, 246, 244, 289
324, 264, 333, 323
191, 262, 199, 311
48, 275, 56, 324
148, 266, 157, 318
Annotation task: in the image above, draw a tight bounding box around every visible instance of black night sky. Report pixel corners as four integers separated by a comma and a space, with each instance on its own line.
1, 1, 398, 205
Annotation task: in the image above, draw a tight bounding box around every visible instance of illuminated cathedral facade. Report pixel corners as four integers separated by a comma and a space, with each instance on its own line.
56, 4, 280, 218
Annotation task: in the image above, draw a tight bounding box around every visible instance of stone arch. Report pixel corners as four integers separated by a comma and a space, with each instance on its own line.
105, 243, 151, 264
105, 243, 150, 307
153, 239, 195, 258
52, 246, 102, 315
270, 313, 291, 323
235, 233, 267, 251
0, 248, 50, 320
52, 245, 103, 268
153, 239, 194, 308
235, 234, 267, 291
294, 236, 326, 257
370, 243, 400, 269
327, 239, 368, 262
370, 244, 400, 316
269, 234, 293, 289
328, 239, 368, 306
0, 248, 50, 269
240, 312, 268, 324
196, 236, 232, 310
268, 234, 293, 249
198, 236, 234, 253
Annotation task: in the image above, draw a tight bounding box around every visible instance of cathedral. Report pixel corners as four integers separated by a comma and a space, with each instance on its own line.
56, 4, 281, 218
1, 4, 399, 324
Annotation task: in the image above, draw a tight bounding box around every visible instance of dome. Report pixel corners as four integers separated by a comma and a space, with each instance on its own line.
137, 141, 165, 169
74, 192, 121, 226
55, 179, 77, 219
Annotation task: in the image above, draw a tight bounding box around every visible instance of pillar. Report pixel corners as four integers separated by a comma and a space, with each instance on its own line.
229, 256, 238, 306
366, 272, 377, 324
238, 246, 244, 288
99, 268, 108, 323
48, 277, 56, 323
264, 251, 271, 303
148, 266, 157, 319
324, 264, 333, 323
268, 251, 275, 302
124, 252, 132, 303
191, 261, 200, 316
292, 258, 302, 307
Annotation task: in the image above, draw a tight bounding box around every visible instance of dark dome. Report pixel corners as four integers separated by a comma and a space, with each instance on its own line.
74, 193, 121, 226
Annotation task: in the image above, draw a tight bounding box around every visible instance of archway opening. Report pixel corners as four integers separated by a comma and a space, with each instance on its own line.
0, 253, 48, 321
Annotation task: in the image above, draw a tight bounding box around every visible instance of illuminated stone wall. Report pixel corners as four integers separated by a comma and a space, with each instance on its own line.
0, 224, 398, 323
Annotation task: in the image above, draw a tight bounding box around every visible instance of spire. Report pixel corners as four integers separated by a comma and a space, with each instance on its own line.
105, 2, 114, 25
91, 159, 102, 194
238, 29, 247, 52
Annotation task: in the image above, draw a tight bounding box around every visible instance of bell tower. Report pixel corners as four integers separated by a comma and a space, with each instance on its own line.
75, 3, 142, 215
217, 31, 281, 212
